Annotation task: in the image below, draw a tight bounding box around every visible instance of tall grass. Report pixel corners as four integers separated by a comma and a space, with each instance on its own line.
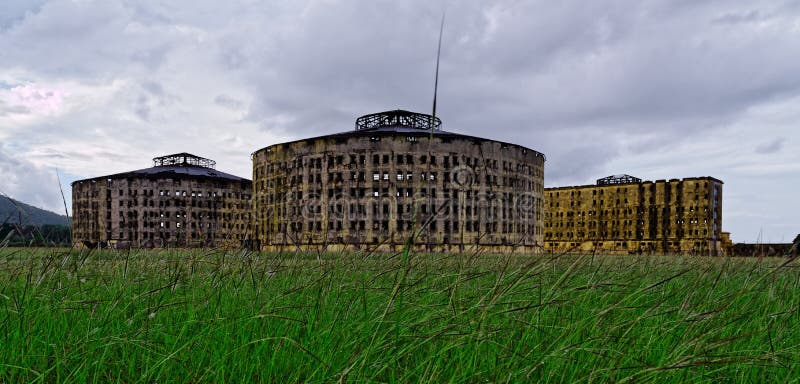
0, 247, 797, 382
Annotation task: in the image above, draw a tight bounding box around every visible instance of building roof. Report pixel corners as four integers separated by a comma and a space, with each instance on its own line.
72, 153, 250, 185
110, 165, 247, 181
252, 109, 546, 160
545, 176, 724, 191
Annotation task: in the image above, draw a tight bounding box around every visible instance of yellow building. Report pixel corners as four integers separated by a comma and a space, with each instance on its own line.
544, 175, 724, 255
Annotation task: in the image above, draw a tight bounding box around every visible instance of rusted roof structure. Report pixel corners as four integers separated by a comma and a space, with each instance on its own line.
153, 153, 216, 169
355, 110, 442, 131
596, 174, 642, 186
71, 153, 248, 185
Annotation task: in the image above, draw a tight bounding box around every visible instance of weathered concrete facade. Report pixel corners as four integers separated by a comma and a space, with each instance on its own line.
252, 110, 545, 253
544, 176, 724, 255
72, 153, 252, 248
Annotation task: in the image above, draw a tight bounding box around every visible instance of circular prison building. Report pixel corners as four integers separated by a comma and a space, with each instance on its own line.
72, 153, 252, 249
251, 110, 546, 253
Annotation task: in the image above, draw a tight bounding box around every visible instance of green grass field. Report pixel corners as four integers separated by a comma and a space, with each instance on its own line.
0, 247, 798, 383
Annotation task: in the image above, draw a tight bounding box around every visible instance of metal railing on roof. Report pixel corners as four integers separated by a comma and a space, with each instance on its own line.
596, 174, 641, 186
355, 110, 442, 131
153, 153, 216, 169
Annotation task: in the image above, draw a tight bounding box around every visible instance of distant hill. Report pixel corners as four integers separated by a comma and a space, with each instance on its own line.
0, 196, 69, 226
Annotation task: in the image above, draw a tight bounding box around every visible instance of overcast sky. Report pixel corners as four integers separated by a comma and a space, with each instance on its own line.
1, 0, 798, 243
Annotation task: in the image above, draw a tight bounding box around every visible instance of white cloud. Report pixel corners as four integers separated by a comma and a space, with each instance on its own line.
0, 84, 67, 118
0, 144, 64, 213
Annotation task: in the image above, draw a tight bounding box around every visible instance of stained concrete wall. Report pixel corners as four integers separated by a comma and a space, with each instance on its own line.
252, 132, 545, 253
72, 176, 252, 248
544, 177, 725, 255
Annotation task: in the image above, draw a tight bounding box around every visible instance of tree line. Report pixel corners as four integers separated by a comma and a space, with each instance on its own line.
0, 224, 72, 247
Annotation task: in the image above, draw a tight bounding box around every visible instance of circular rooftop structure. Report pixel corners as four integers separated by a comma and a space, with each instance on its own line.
153, 153, 216, 169
355, 110, 442, 131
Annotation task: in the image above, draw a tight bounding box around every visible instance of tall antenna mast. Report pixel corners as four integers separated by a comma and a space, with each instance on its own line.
426, 11, 445, 251
430, 12, 445, 139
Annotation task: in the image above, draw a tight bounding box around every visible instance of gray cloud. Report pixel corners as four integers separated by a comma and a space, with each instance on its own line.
214, 94, 244, 110
755, 137, 785, 154
214, 0, 800, 167
0, 0, 47, 31
713, 10, 770, 25
0, 99, 31, 116
133, 81, 177, 122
